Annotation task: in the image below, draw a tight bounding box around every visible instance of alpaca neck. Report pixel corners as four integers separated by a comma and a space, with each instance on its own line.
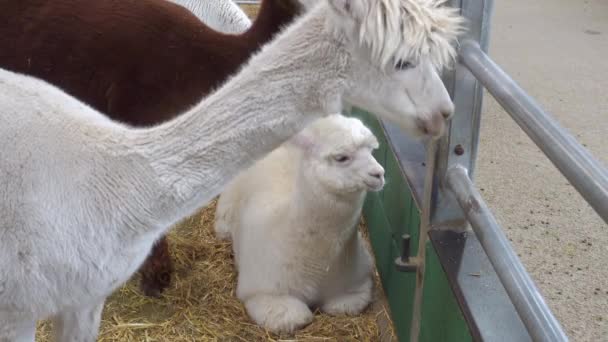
286, 164, 366, 267
134, 7, 351, 226
292, 164, 366, 234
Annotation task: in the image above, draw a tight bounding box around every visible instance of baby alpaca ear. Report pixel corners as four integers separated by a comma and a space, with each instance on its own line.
287, 130, 316, 152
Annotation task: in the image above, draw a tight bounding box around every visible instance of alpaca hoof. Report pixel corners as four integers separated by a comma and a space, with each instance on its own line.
245, 295, 313, 334
139, 270, 171, 298
140, 283, 162, 298
138, 237, 174, 297
214, 227, 231, 240
321, 283, 372, 316
264, 305, 313, 334
213, 220, 232, 240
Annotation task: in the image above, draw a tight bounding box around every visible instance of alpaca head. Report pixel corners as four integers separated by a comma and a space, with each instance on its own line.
324, 0, 465, 139
290, 114, 385, 195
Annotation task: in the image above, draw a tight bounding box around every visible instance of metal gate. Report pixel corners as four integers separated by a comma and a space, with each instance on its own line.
361, 0, 607, 341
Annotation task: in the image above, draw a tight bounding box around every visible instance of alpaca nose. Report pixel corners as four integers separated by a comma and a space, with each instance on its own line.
441, 108, 453, 119
369, 169, 385, 179
416, 114, 447, 137
441, 101, 455, 119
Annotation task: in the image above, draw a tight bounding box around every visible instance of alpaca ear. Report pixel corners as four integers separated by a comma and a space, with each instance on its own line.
298, 0, 319, 10
327, 0, 352, 17
327, 0, 367, 25
288, 130, 316, 152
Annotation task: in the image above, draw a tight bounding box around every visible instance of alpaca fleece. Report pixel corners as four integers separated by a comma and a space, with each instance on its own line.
215, 114, 385, 333
0, 0, 303, 297
0, 0, 463, 339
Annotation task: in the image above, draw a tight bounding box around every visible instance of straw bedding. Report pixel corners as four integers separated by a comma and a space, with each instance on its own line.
35, 199, 395, 341
35, 3, 396, 341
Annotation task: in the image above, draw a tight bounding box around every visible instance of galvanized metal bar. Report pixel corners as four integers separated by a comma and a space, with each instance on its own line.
459, 40, 608, 223
408, 140, 439, 342
446, 166, 569, 342
429, 229, 532, 342
432, 0, 494, 228
440, 0, 494, 178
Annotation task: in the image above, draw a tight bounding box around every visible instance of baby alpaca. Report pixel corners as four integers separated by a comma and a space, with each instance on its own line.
215, 114, 385, 333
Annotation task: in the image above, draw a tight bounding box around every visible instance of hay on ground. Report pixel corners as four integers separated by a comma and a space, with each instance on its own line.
35, 200, 396, 341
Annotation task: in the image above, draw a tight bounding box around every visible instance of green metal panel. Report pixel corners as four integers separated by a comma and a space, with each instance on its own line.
363, 192, 416, 341
419, 244, 473, 342
350, 109, 472, 342
383, 152, 412, 239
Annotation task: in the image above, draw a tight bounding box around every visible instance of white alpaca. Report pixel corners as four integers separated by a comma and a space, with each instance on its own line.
166, 0, 252, 33
215, 114, 384, 333
0, 0, 463, 340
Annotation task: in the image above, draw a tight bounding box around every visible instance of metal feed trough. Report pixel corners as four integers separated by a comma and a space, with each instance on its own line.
237, 0, 608, 341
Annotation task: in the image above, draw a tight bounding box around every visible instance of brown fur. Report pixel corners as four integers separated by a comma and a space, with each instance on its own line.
0, 0, 302, 296
138, 238, 173, 298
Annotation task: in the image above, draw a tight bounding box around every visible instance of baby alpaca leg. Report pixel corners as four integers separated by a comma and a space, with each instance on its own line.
244, 294, 313, 334
214, 195, 235, 241
322, 233, 374, 316
321, 276, 373, 316
51, 300, 105, 342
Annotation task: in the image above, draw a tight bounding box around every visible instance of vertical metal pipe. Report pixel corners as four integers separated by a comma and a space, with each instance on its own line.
433, 0, 494, 228
408, 140, 438, 342
446, 166, 569, 342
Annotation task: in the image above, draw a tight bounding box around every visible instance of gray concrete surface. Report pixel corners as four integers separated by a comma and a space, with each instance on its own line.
476, 0, 608, 340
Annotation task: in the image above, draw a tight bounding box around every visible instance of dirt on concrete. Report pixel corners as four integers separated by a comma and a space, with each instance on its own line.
475, 0, 608, 340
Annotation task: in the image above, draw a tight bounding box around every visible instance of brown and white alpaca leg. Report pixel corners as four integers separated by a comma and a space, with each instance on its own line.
138, 237, 174, 297
244, 294, 313, 334
51, 300, 105, 342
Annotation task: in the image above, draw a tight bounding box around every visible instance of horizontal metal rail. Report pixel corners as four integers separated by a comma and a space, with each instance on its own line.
459, 40, 608, 223
446, 166, 568, 342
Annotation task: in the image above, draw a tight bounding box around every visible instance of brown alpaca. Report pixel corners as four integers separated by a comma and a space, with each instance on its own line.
0, 0, 302, 297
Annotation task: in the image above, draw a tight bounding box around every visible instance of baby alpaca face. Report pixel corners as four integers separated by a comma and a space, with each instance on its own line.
303, 115, 385, 194
317, 145, 385, 194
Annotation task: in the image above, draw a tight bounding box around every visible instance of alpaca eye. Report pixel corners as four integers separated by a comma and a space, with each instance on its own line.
333, 155, 351, 163
395, 60, 415, 70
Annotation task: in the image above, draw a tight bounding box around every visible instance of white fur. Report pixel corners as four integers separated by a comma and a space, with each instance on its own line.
215, 114, 383, 333
166, 0, 252, 33
0, 0, 463, 340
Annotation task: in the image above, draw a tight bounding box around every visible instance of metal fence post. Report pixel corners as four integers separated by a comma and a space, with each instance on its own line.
431, 0, 495, 228
432, 1, 570, 340
407, 2, 495, 340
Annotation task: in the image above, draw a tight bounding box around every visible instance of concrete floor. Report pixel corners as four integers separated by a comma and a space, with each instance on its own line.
475, 0, 608, 340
